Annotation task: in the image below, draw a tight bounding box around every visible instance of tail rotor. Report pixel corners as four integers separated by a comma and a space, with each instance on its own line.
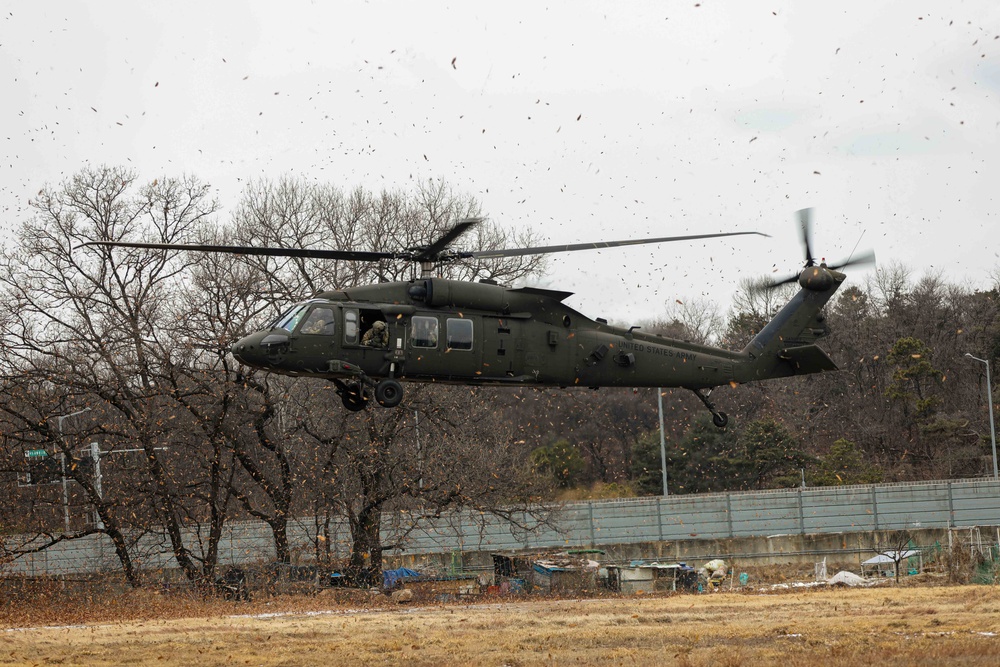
767, 209, 876, 289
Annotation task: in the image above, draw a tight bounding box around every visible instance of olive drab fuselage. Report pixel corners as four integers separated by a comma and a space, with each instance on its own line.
230, 271, 842, 395
230, 265, 846, 424
86, 210, 864, 425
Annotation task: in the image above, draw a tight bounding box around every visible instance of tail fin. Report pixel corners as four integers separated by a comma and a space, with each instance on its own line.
736, 270, 844, 382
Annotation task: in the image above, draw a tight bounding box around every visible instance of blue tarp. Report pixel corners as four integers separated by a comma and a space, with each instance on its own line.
383, 567, 421, 589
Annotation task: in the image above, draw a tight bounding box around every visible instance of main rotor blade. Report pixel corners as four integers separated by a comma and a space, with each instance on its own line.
463, 231, 769, 260
78, 241, 401, 262
797, 208, 816, 267
413, 218, 481, 262
826, 248, 876, 272
765, 273, 801, 289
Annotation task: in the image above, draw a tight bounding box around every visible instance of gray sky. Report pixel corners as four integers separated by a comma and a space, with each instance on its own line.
3, 1, 998, 323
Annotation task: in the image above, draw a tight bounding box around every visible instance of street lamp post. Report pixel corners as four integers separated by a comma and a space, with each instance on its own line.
54, 408, 92, 531
657, 388, 668, 496
965, 353, 998, 481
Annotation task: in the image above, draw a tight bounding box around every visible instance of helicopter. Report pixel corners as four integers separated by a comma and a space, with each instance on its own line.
85, 209, 873, 427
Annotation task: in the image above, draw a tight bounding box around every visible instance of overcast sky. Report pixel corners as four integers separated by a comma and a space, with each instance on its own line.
3, 1, 998, 323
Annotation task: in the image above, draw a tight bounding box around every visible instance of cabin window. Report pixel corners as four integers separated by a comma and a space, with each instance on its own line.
410, 316, 439, 349
299, 306, 336, 336
344, 309, 359, 344
446, 318, 473, 351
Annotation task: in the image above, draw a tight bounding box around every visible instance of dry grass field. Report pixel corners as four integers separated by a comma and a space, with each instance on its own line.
2, 584, 999, 666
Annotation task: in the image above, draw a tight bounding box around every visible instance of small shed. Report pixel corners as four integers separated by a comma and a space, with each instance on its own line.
492, 552, 535, 593
492, 550, 605, 594
531, 555, 601, 593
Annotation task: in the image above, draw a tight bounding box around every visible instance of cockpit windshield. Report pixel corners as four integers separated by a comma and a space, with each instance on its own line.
271, 304, 309, 332
299, 306, 336, 335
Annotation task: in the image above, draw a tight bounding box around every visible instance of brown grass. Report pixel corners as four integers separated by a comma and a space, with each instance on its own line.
2, 585, 999, 666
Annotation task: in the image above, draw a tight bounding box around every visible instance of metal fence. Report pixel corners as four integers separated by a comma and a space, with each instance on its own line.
5, 478, 1000, 577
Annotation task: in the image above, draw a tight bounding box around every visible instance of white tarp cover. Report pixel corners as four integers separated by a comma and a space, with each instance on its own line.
862, 550, 919, 565
827, 571, 869, 586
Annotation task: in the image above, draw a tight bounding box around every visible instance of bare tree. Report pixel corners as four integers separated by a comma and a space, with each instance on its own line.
0, 165, 249, 586
865, 529, 917, 583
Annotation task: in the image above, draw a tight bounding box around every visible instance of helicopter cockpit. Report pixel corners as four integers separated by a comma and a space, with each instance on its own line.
266, 300, 392, 348
270, 301, 336, 336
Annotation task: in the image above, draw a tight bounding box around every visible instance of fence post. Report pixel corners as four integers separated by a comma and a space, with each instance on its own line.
947, 481, 955, 528
656, 498, 664, 542
588, 502, 596, 547
871, 486, 879, 531
798, 489, 806, 535
726, 493, 734, 538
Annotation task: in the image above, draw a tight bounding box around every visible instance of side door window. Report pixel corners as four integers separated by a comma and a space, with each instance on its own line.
446, 318, 473, 351
410, 316, 439, 348
344, 308, 359, 345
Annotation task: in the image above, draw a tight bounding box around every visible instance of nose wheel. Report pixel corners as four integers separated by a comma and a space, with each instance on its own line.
691, 388, 728, 428
374, 379, 404, 408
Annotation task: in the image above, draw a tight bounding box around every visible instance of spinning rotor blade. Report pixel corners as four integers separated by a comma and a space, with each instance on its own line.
81, 222, 771, 270
413, 218, 481, 262
464, 231, 768, 260
79, 240, 401, 262
765, 272, 802, 289
798, 207, 816, 267
82, 219, 485, 264
826, 248, 876, 272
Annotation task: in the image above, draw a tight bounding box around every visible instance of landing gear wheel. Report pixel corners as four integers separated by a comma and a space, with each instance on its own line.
341, 383, 368, 412
691, 387, 729, 429
375, 379, 403, 408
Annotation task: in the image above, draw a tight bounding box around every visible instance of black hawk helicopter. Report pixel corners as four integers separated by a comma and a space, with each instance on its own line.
85, 209, 873, 427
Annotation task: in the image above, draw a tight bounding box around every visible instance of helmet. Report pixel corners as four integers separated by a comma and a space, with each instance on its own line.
373, 321, 386, 330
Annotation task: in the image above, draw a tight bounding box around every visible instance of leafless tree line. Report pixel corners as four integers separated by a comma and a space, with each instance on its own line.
1, 165, 997, 589
0, 166, 548, 588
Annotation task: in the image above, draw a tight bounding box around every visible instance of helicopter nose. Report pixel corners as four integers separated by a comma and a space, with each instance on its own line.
231, 331, 286, 369
231, 340, 245, 363
230, 334, 255, 365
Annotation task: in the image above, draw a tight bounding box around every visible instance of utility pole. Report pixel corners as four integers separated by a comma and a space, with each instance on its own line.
965, 354, 998, 480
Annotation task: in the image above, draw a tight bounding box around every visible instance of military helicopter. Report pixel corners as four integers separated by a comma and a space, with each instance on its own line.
85, 209, 873, 427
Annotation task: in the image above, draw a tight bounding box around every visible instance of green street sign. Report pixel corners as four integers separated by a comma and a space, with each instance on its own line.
25, 449, 48, 458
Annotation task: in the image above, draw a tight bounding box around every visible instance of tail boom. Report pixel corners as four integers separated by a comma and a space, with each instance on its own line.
736, 268, 845, 382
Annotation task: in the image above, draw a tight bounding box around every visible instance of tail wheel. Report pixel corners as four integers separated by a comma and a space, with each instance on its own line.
342, 383, 368, 412
691, 388, 729, 429
375, 379, 404, 408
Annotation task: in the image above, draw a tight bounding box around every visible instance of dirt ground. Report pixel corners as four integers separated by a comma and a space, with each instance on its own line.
2, 583, 999, 666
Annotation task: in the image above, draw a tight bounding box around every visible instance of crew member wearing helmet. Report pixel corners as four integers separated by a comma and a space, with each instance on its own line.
362, 320, 389, 347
